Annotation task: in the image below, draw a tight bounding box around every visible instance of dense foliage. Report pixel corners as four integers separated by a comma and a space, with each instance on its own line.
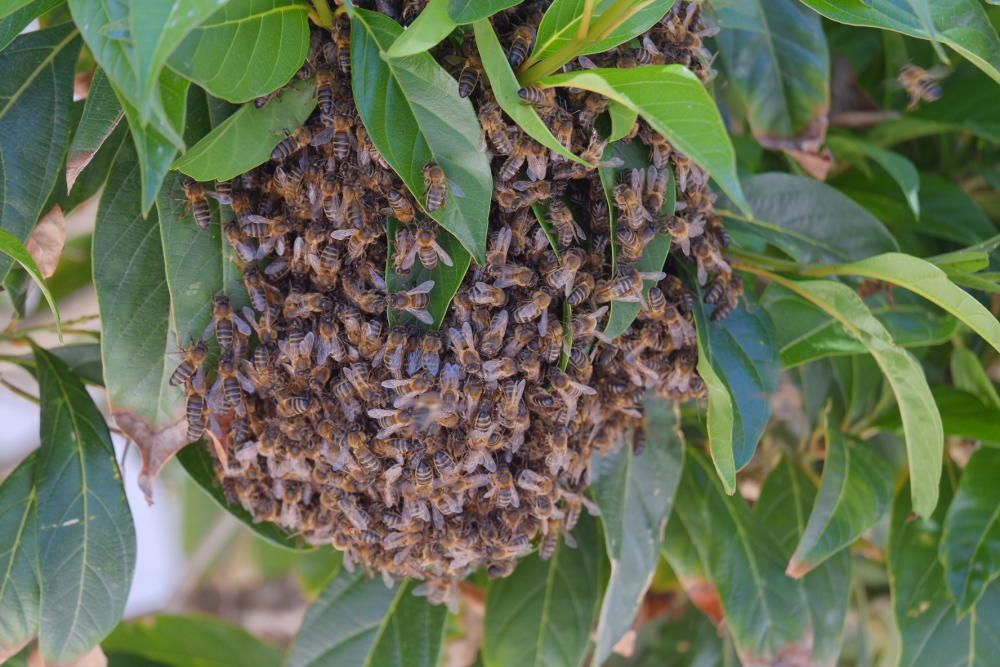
0, 1, 998, 666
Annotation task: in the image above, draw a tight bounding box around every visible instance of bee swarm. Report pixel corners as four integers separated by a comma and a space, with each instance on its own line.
184, 0, 739, 606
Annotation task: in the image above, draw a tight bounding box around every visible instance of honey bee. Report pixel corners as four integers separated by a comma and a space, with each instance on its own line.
254, 91, 279, 108
578, 94, 609, 130
271, 124, 332, 162
331, 114, 354, 159
499, 135, 531, 181
332, 378, 362, 421
447, 322, 482, 376
478, 309, 509, 359
513, 290, 552, 333
422, 163, 448, 212
484, 465, 519, 509
614, 174, 654, 230
478, 101, 514, 156
643, 166, 669, 215
184, 369, 208, 441
182, 177, 212, 230
662, 213, 706, 256
571, 305, 610, 343
507, 25, 535, 69
547, 200, 585, 248
205, 294, 252, 350
416, 331, 443, 376
385, 188, 416, 224
458, 54, 482, 98
595, 266, 666, 307
169, 339, 208, 387
692, 234, 731, 284
525, 140, 549, 182
316, 68, 335, 121
332, 20, 351, 74
517, 86, 555, 110
387, 280, 435, 325
567, 345, 593, 383
395, 219, 453, 272
899, 64, 945, 111
283, 291, 328, 320
212, 349, 253, 415
542, 319, 564, 364
240, 342, 280, 397
542, 247, 585, 296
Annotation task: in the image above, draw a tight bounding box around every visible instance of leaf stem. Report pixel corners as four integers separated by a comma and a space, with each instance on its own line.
311, 0, 335, 29
577, 0, 597, 40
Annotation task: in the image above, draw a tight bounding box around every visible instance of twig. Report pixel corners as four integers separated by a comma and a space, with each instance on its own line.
577, 0, 597, 41
311, 0, 335, 29
829, 110, 901, 128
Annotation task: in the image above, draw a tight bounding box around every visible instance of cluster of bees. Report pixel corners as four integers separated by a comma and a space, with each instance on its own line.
175, 0, 738, 605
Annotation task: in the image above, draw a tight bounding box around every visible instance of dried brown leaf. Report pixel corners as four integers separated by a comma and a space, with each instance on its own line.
112, 409, 190, 504
25, 206, 66, 278
758, 115, 833, 181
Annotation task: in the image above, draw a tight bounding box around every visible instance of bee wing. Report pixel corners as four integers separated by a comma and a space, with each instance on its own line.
233, 313, 252, 336
367, 408, 398, 418
309, 126, 335, 146
330, 228, 357, 240
245, 213, 276, 225
237, 373, 257, 395
300, 331, 315, 356
409, 308, 434, 325
410, 280, 435, 294
382, 378, 410, 389
432, 241, 453, 267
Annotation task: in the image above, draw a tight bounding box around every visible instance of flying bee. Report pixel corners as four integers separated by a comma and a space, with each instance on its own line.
181, 177, 212, 230
898, 64, 946, 111
169, 339, 208, 387
543, 247, 585, 296
566, 272, 595, 307
547, 200, 586, 248
385, 188, 415, 224
387, 280, 434, 325
205, 294, 251, 350
458, 54, 482, 98
396, 219, 453, 271
422, 163, 448, 212
331, 114, 354, 159
478, 101, 514, 155
507, 24, 535, 69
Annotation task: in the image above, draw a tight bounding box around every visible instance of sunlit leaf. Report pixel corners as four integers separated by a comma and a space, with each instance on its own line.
168, 0, 311, 103
174, 78, 317, 182
386, 0, 455, 57
32, 344, 135, 663
447, 0, 521, 23
542, 65, 750, 215
288, 573, 447, 667
483, 514, 602, 667
348, 7, 493, 263
590, 399, 683, 667
0, 24, 80, 282
0, 228, 61, 336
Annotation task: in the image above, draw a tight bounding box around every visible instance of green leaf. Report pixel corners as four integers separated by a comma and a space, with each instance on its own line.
385, 218, 470, 329
0, 227, 61, 337
940, 447, 1000, 613
763, 286, 960, 368
696, 337, 736, 494
483, 514, 602, 667
605, 101, 637, 143
529, 0, 676, 63
10, 343, 106, 387
778, 279, 942, 517
65, 122, 129, 215
32, 344, 135, 663
755, 458, 851, 666
876, 386, 1000, 444
590, 399, 684, 667
599, 140, 673, 339
348, 7, 493, 263
669, 449, 810, 664
951, 347, 1000, 411
787, 429, 894, 577
0, 0, 36, 19
66, 0, 184, 149
604, 606, 725, 667
113, 67, 190, 213
386, 0, 455, 58
103, 614, 282, 667
827, 134, 920, 217
799, 0, 1000, 84
0, 24, 80, 282
175, 446, 305, 550
94, 141, 188, 502
725, 173, 898, 264
0, 0, 63, 51
174, 78, 316, 182
888, 472, 1000, 667
67, 69, 124, 190
473, 19, 587, 166
917, 174, 997, 245
822, 253, 1000, 355
0, 455, 39, 653
710, 0, 830, 150
541, 65, 750, 216
168, 0, 311, 103
448, 0, 521, 23
288, 574, 447, 667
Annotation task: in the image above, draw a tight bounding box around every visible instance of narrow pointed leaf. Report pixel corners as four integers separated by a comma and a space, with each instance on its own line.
168, 0, 312, 103
606, 101, 637, 143
349, 7, 493, 263
788, 430, 894, 577
0, 455, 39, 653
174, 78, 317, 182
32, 344, 136, 663
725, 173, 898, 264
67, 69, 124, 190
483, 514, 602, 667
827, 135, 920, 217
590, 399, 684, 667
530, 0, 676, 63
0, 0, 62, 51
782, 279, 942, 517
950, 347, 1000, 410
0, 228, 61, 336
448, 0, 520, 23
0, 24, 80, 282
799, 0, 1000, 84
473, 19, 587, 166
288, 573, 447, 667
756, 458, 851, 666
541, 65, 750, 215
940, 447, 1000, 613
